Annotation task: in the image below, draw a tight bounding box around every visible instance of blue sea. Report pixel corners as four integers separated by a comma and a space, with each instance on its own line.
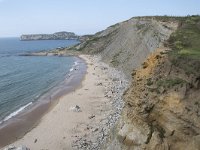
0, 38, 79, 123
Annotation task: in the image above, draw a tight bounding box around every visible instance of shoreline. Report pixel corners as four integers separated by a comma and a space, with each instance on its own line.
0, 56, 87, 148
2, 55, 128, 150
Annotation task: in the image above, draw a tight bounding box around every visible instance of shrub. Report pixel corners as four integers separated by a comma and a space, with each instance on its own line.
157, 78, 186, 88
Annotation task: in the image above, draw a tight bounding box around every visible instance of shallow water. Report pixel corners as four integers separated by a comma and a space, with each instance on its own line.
0, 37, 79, 123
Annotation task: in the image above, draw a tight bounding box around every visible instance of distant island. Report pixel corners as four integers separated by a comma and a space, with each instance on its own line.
20, 31, 79, 41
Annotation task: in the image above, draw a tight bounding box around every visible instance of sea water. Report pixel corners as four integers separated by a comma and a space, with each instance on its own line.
0, 37, 79, 123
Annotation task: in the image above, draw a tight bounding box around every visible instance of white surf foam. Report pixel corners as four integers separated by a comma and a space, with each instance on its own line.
70, 68, 74, 72
69, 61, 79, 73
74, 61, 78, 66
0, 102, 33, 124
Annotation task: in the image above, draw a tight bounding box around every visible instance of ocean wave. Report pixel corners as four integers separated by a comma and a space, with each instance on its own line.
74, 61, 78, 66
70, 68, 74, 72
69, 61, 79, 73
0, 102, 33, 124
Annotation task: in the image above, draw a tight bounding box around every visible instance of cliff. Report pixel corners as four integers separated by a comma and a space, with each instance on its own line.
73, 17, 177, 79
20, 31, 79, 41
70, 16, 200, 150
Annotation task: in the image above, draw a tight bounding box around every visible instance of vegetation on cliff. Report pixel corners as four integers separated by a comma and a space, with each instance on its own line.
64, 16, 200, 149
167, 15, 200, 75
114, 16, 200, 150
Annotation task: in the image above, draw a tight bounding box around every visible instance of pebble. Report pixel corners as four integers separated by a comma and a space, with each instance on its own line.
72, 55, 129, 150
88, 115, 95, 119
6, 55, 129, 150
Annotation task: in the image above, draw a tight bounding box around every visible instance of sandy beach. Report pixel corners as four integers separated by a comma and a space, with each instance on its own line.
2, 55, 128, 150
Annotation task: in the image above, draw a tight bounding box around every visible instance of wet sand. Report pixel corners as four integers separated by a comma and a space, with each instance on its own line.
0, 57, 87, 148
2, 55, 127, 150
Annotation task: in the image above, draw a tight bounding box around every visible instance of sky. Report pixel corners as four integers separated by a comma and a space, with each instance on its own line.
0, 0, 200, 37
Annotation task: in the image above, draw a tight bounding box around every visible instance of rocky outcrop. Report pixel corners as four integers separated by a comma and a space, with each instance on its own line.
20, 31, 79, 41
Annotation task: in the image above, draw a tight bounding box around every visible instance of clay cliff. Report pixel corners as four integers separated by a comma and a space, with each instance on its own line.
69, 16, 200, 150
74, 17, 177, 79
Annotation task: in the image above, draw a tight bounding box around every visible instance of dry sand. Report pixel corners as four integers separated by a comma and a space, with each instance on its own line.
3, 55, 116, 150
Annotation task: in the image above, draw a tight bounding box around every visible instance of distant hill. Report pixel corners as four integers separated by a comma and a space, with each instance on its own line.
20, 31, 79, 41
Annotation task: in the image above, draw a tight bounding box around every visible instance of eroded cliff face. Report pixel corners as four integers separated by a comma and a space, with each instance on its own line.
106, 49, 200, 150
75, 17, 177, 79
71, 16, 200, 150
104, 16, 200, 150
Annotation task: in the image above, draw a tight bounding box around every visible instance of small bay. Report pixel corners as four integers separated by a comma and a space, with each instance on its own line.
0, 38, 79, 122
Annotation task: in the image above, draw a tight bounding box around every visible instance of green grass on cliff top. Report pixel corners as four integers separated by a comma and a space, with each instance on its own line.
166, 15, 200, 75
167, 15, 200, 59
